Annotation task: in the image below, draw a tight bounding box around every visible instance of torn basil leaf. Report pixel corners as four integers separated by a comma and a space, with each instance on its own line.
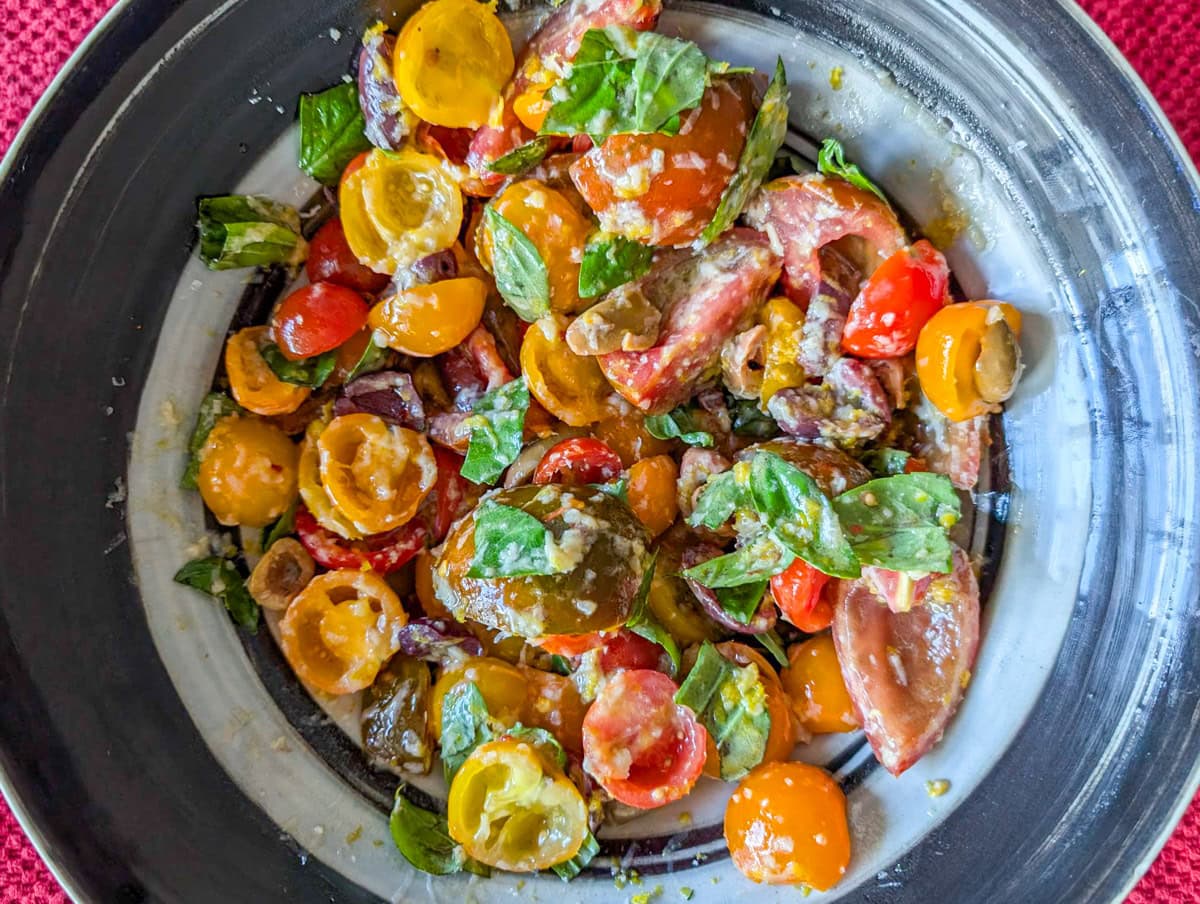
181, 392, 240, 489
504, 725, 568, 770
687, 469, 750, 531
817, 137, 888, 204
644, 407, 714, 448
624, 552, 680, 673
756, 628, 789, 669
578, 234, 654, 299
461, 378, 530, 485
832, 472, 961, 573
299, 81, 373, 185
714, 578, 770, 626
728, 397, 780, 438
196, 195, 308, 270
675, 642, 770, 781
260, 342, 337, 388
680, 532, 793, 589
467, 499, 568, 579
486, 136, 553, 176
592, 477, 630, 503
439, 681, 494, 784
552, 830, 600, 881
345, 338, 391, 383
701, 57, 790, 244
484, 206, 550, 321
174, 556, 259, 631
389, 788, 483, 876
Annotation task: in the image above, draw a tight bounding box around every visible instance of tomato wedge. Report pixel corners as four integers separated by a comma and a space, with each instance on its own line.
770, 558, 833, 633
272, 282, 370, 361
582, 669, 707, 809
426, 445, 473, 542
293, 505, 427, 574
599, 630, 669, 673
306, 218, 390, 294
841, 240, 949, 359
533, 437, 623, 486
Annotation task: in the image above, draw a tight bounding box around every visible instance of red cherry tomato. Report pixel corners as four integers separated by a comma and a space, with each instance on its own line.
307, 218, 391, 294
272, 282, 371, 361
536, 633, 606, 657
532, 437, 623, 486
294, 505, 427, 574
599, 630, 667, 673
582, 669, 707, 809
771, 558, 834, 633
841, 240, 950, 359
426, 445, 474, 542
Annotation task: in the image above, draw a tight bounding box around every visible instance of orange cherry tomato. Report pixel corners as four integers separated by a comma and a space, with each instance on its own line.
306, 217, 390, 294
297, 420, 363, 540
513, 83, 553, 132
627, 455, 679, 537
477, 180, 593, 315
367, 277, 487, 357
533, 437, 623, 486
781, 633, 859, 734
770, 558, 834, 633
520, 316, 614, 426
842, 240, 949, 359
272, 282, 371, 361
724, 761, 851, 890
915, 300, 1022, 422
198, 416, 299, 528
535, 632, 605, 657
224, 326, 311, 416
593, 413, 672, 467
279, 569, 406, 695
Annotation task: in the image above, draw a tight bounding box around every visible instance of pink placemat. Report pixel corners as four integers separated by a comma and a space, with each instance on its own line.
2, 0, 1199, 901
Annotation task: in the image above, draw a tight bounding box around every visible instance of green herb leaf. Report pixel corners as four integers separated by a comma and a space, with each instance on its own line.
259, 342, 337, 388
674, 642, 770, 781
756, 628, 789, 669
484, 207, 550, 321
625, 552, 681, 673
578, 234, 655, 299
550, 654, 572, 676
174, 556, 260, 631
680, 533, 793, 589
439, 681, 493, 784
467, 499, 569, 579
817, 138, 888, 203
630, 32, 714, 136
701, 57, 790, 244
714, 579, 770, 625
592, 477, 630, 503
196, 195, 307, 270
859, 448, 912, 478
180, 392, 241, 489
299, 82, 373, 185
687, 469, 750, 531
388, 789, 471, 876
833, 473, 961, 573
461, 378, 530, 485
345, 338, 391, 383
552, 830, 600, 881
504, 725, 568, 770
261, 501, 297, 551
486, 136, 554, 175
644, 407, 714, 448
728, 397, 780, 438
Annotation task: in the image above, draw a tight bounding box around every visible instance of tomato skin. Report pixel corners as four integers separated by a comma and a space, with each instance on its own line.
293, 505, 427, 574
599, 630, 668, 673
272, 282, 371, 361
199, 417, 299, 528
770, 559, 834, 633
533, 437, 623, 486
536, 632, 605, 657
306, 218, 390, 294
627, 454, 678, 537
915, 300, 1023, 422
428, 445, 472, 542
781, 633, 859, 734
582, 669, 707, 809
842, 240, 949, 359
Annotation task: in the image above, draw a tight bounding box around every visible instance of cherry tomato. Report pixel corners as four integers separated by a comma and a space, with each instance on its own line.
513, 82, 553, 132
841, 240, 949, 359
447, 738, 588, 871
724, 761, 851, 890
593, 413, 672, 466
272, 282, 370, 361
293, 505, 428, 574
297, 421, 363, 539
279, 569, 406, 695
427, 445, 473, 542
770, 559, 834, 633
781, 633, 859, 734
367, 277, 486, 357
582, 669, 707, 809
520, 316, 614, 426
627, 454, 678, 537
915, 300, 1023, 422
306, 218, 390, 294
224, 326, 310, 416
198, 416, 299, 528
533, 437, 622, 486
535, 633, 605, 657
414, 123, 476, 166
599, 629, 668, 673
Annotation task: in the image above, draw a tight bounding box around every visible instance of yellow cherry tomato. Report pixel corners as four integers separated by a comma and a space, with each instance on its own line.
915, 300, 1022, 422
447, 738, 588, 872
724, 761, 851, 891
279, 569, 406, 695
393, 0, 514, 129
646, 542, 722, 647
316, 413, 438, 535
340, 149, 463, 273
759, 296, 806, 404
297, 419, 363, 540
627, 455, 679, 537
224, 326, 310, 416
520, 316, 614, 426
198, 416, 299, 528
781, 633, 859, 735
477, 181, 592, 315
367, 277, 486, 357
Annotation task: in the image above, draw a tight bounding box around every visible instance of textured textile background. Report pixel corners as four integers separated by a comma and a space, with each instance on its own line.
1, 0, 1198, 900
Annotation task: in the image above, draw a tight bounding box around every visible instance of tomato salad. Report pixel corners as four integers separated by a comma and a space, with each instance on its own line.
176, 0, 1024, 892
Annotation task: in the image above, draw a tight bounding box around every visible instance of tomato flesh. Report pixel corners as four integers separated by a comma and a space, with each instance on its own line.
306, 218, 390, 294
599, 630, 668, 673
294, 505, 427, 574
533, 437, 623, 486
770, 558, 833, 633
273, 282, 370, 361
842, 240, 949, 359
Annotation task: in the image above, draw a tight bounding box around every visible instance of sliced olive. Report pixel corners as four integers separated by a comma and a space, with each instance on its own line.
974, 315, 1022, 404
247, 538, 314, 611
362, 655, 434, 775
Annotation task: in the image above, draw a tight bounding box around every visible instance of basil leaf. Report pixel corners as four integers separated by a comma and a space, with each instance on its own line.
592, 477, 629, 503
486, 136, 553, 176
714, 579, 770, 625
180, 392, 240, 489
860, 448, 912, 478
817, 138, 888, 203
484, 207, 550, 321
261, 501, 297, 551
687, 469, 750, 531
259, 342, 336, 388
625, 552, 681, 674
833, 473, 961, 573
552, 830, 600, 881
299, 82, 373, 185
388, 789, 470, 876
756, 628, 789, 669
674, 642, 770, 781
461, 378, 530, 485
644, 407, 714, 448
505, 725, 568, 770
728, 397, 780, 438
467, 499, 568, 578
174, 556, 259, 631
680, 533, 793, 589
439, 681, 494, 784
701, 57, 790, 244
345, 338, 391, 383
578, 234, 654, 299
549, 654, 572, 676
196, 195, 307, 270
630, 32, 714, 136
